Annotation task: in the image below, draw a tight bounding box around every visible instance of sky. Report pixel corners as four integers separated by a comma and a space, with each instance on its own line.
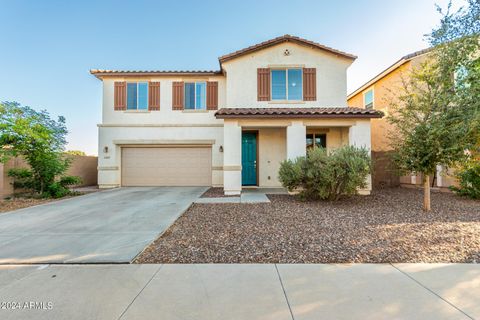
0, 0, 464, 155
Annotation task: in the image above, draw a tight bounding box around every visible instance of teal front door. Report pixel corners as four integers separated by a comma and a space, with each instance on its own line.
242, 132, 257, 186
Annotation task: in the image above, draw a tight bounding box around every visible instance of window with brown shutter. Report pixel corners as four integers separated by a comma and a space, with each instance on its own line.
257, 68, 270, 101
148, 82, 160, 111
303, 68, 316, 101
114, 81, 126, 110
172, 81, 184, 110
206, 81, 218, 110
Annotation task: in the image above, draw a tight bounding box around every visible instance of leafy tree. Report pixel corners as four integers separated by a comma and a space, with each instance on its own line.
388, 0, 479, 210
65, 150, 87, 156
0, 101, 80, 197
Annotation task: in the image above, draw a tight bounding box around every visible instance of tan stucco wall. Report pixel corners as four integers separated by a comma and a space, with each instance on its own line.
98, 126, 224, 188
101, 75, 226, 126
258, 128, 286, 187
348, 60, 416, 152
222, 42, 352, 107
1, 155, 98, 197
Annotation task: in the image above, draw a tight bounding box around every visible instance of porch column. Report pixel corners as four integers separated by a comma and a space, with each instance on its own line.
349, 120, 372, 194
286, 121, 306, 160
223, 121, 242, 195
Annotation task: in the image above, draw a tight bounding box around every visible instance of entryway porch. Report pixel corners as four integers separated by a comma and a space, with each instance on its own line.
218, 112, 377, 196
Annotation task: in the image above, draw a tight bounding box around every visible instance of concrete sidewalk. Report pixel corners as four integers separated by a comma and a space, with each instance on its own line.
0, 263, 478, 320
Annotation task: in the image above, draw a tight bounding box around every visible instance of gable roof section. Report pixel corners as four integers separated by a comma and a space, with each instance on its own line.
218, 34, 357, 65
347, 48, 432, 99
90, 35, 357, 79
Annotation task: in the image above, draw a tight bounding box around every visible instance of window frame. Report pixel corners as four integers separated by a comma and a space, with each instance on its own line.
270, 68, 303, 101
306, 133, 327, 150
363, 88, 374, 109
184, 81, 207, 110
126, 81, 149, 111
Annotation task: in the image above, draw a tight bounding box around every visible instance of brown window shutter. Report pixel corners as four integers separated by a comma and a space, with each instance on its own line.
303, 68, 316, 101
257, 68, 270, 101
114, 81, 126, 110
206, 81, 218, 110
148, 82, 160, 111
172, 81, 184, 110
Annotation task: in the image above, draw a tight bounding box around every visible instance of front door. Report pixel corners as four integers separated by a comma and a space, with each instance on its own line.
242, 132, 257, 186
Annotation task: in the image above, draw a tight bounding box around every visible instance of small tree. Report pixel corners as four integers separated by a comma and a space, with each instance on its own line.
388, 1, 479, 211
65, 150, 87, 156
279, 146, 371, 201
0, 101, 81, 197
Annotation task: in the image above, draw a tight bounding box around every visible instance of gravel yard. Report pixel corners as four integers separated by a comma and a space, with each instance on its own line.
0, 197, 54, 213
135, 188, 480, 263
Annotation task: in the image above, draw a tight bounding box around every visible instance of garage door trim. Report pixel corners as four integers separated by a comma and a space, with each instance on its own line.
121, 146, 212, 187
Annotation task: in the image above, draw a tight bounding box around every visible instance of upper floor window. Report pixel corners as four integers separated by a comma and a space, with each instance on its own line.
127, 82, 148, 110
271, 68, 303, 100
364, 89, 374, 109
185, 82, 206, 110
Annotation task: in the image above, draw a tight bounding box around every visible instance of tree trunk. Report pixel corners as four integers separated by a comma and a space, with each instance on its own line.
423, 174, 431, 212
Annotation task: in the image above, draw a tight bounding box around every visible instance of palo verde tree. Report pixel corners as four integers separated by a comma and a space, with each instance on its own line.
388, 0, 480, 211
0, 101, 81, 198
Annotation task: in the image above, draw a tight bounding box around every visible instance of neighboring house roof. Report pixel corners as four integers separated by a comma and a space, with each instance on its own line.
215, 107, 383, 119
347, 48, 432, 99
91, 35, 357, 78
90, 69, 222, 78
219, 34, 357, 64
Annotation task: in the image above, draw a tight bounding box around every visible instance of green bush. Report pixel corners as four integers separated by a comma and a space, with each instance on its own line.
8, 167, 82, 198
450, 159, 480, 199
7, 168, 34, 190
279, 146, 371, 201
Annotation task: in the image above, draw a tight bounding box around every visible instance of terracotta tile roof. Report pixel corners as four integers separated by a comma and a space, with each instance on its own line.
219, 34, 357, 64
90, 69, 222, 78
215, 107, 383, 119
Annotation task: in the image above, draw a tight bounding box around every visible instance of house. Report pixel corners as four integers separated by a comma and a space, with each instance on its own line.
91, 35, 383, 195
347, 48, 458, 190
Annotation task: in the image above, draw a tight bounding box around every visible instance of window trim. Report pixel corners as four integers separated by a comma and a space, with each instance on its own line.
126, 81, 149, 111
270, 68, 303, 101
184, 81, 207, 110
363, 87, 374, 109
306, 132, 327, 150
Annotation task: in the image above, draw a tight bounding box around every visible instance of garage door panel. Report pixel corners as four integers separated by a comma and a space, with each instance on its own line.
121, 147, 212, 186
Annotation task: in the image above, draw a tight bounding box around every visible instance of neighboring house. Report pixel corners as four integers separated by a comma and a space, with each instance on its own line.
91, 35, 382, 195
347, 48, 458, 190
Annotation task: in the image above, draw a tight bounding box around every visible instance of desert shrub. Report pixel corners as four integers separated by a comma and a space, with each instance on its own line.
450, 159, 480, 199
8, 167, 82, 198
279, 146, 371, 201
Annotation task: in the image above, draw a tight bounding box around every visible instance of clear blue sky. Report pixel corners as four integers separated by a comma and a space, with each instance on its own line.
0, 0, 461, 155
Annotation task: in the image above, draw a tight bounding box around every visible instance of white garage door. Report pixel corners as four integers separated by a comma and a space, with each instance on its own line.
121, 147, 212, 186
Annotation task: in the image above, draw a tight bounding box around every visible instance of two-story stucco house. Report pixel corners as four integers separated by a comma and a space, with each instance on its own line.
91, 35, 382, 195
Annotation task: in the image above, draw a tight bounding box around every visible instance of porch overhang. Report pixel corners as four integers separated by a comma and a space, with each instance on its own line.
215, 107, 384, 119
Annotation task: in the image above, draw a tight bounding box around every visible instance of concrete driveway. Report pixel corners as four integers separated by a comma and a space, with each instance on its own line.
0, 187, 207, 264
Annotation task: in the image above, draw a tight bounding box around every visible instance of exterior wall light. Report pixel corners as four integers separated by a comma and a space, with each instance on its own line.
219, 146, 224, 153
103, 146, 109, 153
